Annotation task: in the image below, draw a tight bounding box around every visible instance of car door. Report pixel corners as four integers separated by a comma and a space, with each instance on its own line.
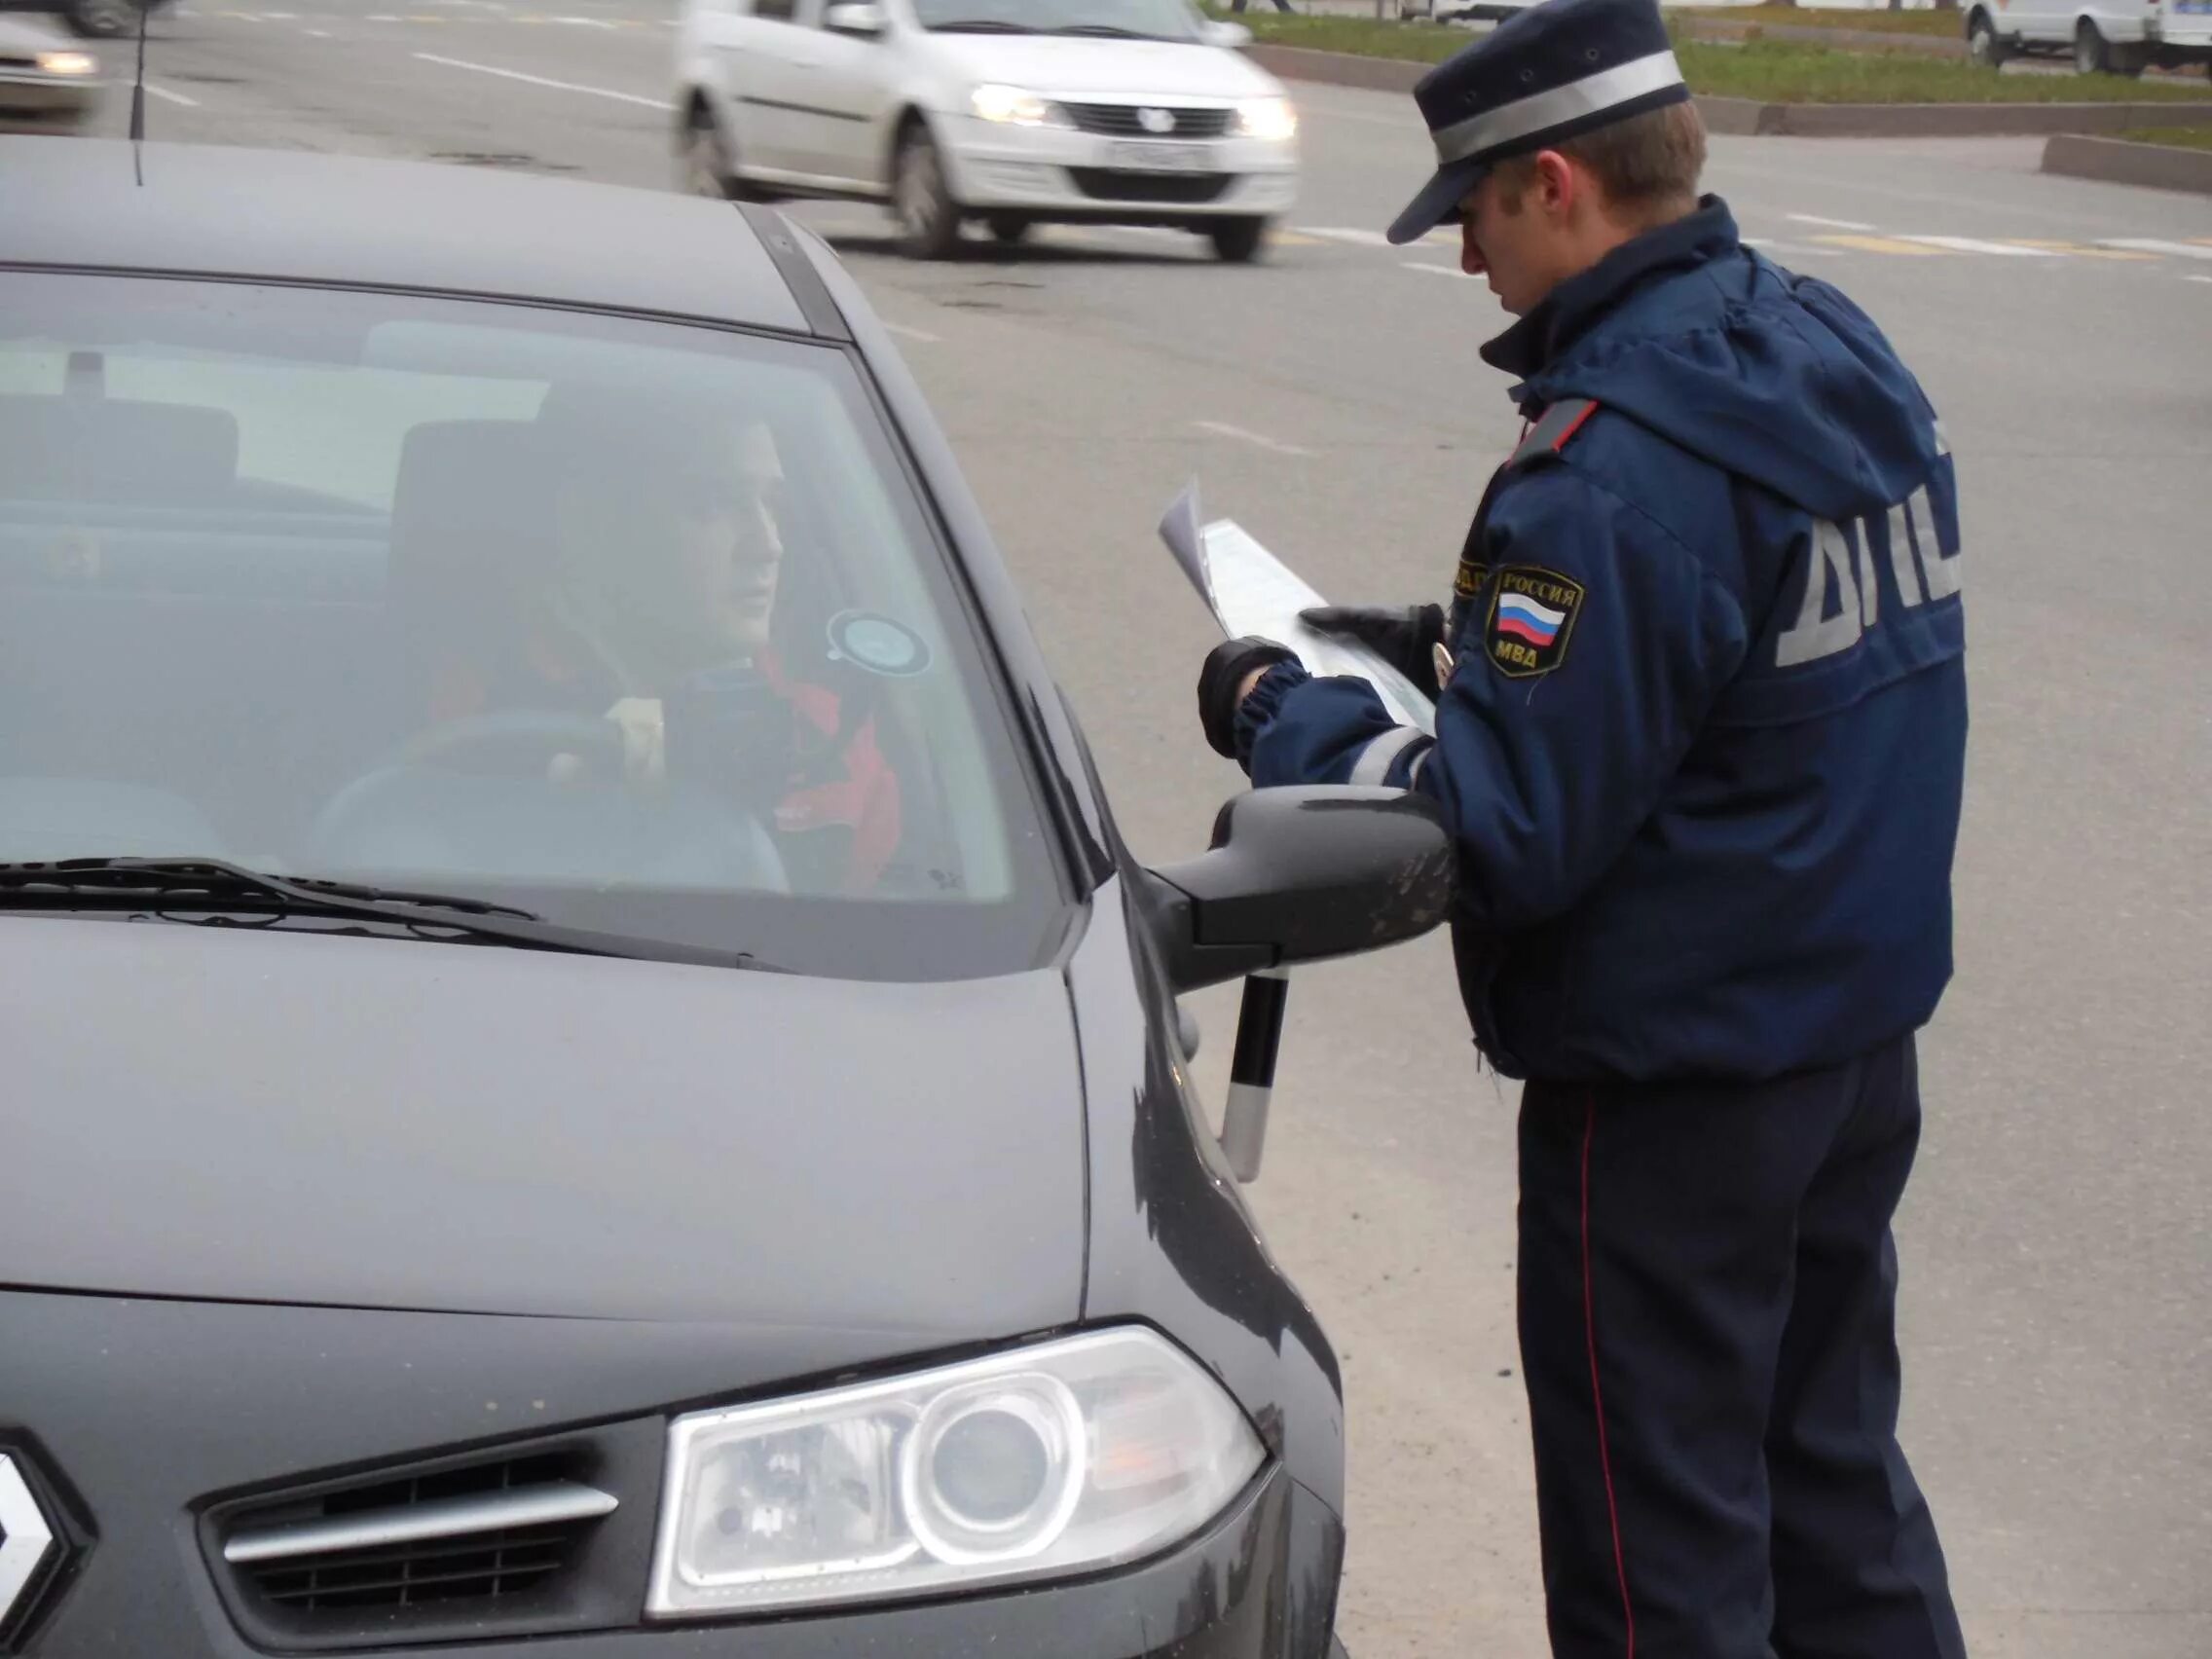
704, 0, 815, 179
783, 0, 903, 188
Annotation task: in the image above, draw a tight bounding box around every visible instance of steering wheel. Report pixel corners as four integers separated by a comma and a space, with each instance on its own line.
381, 709, 626, 778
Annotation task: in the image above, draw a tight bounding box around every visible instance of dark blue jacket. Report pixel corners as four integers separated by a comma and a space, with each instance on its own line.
1235, 200, 1967, 1083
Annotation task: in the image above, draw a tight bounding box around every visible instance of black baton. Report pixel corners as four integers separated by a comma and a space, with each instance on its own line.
1220, 967, 1289, 1181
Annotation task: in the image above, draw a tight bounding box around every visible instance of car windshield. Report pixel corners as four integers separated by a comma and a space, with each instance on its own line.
914, 0, 1206, 42
0, 272, 1066, 979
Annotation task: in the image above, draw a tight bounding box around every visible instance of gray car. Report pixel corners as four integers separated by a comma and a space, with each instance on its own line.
0, 134, 1452, 1657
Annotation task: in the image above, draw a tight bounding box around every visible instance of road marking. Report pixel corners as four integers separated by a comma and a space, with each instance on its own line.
2189, 275, 2212, 285
2100, 239, 2212, 261
143, 83, 201, 106
1788, 212, 1877, 232
882, 321, 941, 344
555, 14, 617, 24
306, 26, 331, 35
412, 53, 667, 107
2007, 239, 2156, 260
1896, 235, 2061, 257
1401, 261, 1474, 279
1193, 421, 1314, 459
1296, 226, 1393, 247
1811, 234, 1954, 256
1270, 230, 1322, 248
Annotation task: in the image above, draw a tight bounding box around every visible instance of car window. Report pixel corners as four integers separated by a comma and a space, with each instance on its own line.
911, 0, 1206, 40
0, 272, 1067, 979
752, 0, 799, 22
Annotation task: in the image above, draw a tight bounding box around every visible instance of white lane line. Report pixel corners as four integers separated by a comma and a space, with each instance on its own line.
1897, 235, 2060, 257
412, 53, 667, 107
143, 83, 202, 106
1788, 212, 1876, 232
1401, 261, 1473, 279
306, 26, 331, 35
1193, 420, 1314, 459
2189, 275, 2212, 285
555, 14, 617, 24
882, 321, 941, 344
2101, 239, 2212, 261
1296, 225, 1393, 247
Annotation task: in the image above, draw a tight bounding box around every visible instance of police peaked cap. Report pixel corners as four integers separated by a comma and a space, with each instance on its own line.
1386, 0, 1690, 245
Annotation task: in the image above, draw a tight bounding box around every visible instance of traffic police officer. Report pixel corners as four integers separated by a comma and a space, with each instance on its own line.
1196, 0, 1971, 1653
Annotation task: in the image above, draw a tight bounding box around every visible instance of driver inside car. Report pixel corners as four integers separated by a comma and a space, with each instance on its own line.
423, 404, 902, 895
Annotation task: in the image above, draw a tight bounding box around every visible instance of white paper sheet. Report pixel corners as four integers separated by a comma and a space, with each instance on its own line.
1160, 483, 1436, 736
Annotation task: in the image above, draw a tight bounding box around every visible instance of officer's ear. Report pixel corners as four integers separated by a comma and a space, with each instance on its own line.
1525, 149, 1580, 223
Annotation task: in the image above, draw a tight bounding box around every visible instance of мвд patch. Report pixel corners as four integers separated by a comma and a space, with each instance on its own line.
1485, 566, 1584, 679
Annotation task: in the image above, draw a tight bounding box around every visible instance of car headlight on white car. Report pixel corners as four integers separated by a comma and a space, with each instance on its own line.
646, 1327, 1267, 1618
971, 83, 1069, 128
1236, 96, 1298, 142
36, 51, 99, 76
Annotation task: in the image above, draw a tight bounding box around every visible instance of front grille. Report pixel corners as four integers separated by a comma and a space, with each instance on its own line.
226, 1454, 608, 1614
1061, 101, 1234, 138
1069, 168, 1233, 204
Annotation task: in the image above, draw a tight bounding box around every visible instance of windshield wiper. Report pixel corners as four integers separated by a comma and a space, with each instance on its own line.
926, 18, 1041, 30
1046, 23, 1168, 36
0, 858, 779, 971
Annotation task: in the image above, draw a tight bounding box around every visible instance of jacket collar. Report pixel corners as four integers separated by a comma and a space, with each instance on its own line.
1479, 195, 1740, 386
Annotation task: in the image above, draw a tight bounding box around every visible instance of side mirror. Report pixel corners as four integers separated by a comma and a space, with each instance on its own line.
824, 1, 887, 34
1203, 18, 1254, 47
1141, 787, 1455, 994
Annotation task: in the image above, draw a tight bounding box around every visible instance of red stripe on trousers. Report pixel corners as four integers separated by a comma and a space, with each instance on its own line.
1582, 1093, 1637, 1658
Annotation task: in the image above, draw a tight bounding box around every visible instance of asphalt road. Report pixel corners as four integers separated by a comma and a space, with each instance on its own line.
27, 4, 2212, 1652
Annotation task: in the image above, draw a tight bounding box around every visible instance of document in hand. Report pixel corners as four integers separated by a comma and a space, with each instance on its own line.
1159, 485, 1436, 737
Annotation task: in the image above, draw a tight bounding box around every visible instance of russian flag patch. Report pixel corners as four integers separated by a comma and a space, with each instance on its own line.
1485, 566, 1585, 679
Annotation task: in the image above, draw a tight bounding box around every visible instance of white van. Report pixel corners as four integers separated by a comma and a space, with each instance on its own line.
1964, 0, 2212, 77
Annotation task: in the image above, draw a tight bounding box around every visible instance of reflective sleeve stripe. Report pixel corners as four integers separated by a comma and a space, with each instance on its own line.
1510, 398, 1598, 467
1407, 747, 1432, 789
1349, 725, 1427, 788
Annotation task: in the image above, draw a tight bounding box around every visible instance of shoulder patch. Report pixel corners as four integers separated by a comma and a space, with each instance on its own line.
1485, 566, 1585, 680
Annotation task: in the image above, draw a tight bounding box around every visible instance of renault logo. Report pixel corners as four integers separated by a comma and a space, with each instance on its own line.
1136, 107, 1175, 135
0, 1456, 58, 1640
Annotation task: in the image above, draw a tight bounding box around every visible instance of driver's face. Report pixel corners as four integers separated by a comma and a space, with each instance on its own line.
557, 420, 786, 658
664, 460, 784, 653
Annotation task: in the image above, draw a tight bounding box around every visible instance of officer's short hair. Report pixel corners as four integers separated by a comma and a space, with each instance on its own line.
1496, 100, 1708, 222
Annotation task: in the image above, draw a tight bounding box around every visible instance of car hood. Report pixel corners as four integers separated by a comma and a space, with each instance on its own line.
922, 34, 1282, 100
0, 918, 1087, 1337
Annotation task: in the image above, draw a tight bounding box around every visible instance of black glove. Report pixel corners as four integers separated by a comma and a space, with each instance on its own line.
1198, 636, 1298, 759
1300, 604, 1445, 688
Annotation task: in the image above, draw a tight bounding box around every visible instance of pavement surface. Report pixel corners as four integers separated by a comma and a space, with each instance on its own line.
25, 3, 2212, 1652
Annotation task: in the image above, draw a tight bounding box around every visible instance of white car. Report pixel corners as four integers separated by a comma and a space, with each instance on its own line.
1963, 0, 2212, 75
675, 0, 1299, 261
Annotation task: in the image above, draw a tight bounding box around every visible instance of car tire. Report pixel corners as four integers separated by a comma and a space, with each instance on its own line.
68, 0, 144, 37
986, 213, 1033, 245
1206, 216, 1270, 264
679, 103, 740, 202
1967, 11, 2008, 68
2074, 18, 2114, 73
895, 123, 963, 260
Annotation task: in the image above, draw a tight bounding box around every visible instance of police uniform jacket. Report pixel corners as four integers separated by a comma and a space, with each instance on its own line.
1234, 199, 1968, 1084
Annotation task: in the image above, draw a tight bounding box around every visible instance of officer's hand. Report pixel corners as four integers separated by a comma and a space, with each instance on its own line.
1301, 604, 1445, 688
1198, 637, 1297, 759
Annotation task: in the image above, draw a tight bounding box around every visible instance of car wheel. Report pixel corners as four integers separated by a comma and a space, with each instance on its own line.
895, 123, 963, 260
678, 104, 739, 201
1206, 216, 1270, 264
2074, 18, 2112, 73
68, 0, 143, 37
1967, 11, 2008, 68
986, 213, 1033, 245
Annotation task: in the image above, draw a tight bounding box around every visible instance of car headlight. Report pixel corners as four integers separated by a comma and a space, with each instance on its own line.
972, 83, 1067, 127
36, 51, 98, 76
646, 1327, 1266, 1618
1236, 96, 1298, 142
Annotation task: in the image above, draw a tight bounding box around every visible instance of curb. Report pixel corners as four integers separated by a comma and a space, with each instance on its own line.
2041, 130, 2212, 193
1247, 45, 2212, 136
